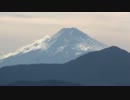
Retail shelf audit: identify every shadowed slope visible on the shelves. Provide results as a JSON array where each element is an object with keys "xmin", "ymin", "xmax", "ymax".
[{"xmin": 0, "ymin": 46, "xmax": 130, "ymax": 86}]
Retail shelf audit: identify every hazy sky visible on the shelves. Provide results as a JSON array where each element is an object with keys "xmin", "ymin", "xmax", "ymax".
[{"xmin": 0, "ymin": 12, "xmax": 130, "ymax": 54}]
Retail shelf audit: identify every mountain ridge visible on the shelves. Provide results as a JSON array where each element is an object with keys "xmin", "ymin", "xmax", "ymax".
[
  {"xmin": 0, "ymin": 46, "xmax": 130, "ymax": 86},
  {"xmin": 7, "ymin": 80, "xmax": 82, "ymax": 86}
]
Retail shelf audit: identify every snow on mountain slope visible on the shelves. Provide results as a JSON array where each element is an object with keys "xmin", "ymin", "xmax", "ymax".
[
  {"xmin": 2, "ymin": 35, "xmax": 51, "ymax": 59},
  {"xmin": 0, "ymin": 27, "xmax": 108, "ymax": 67}
]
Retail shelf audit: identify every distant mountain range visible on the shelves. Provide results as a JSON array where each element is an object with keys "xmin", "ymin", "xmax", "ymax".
[
  {"xmin": 0, "ymin": 27, "xmax": 107, "ymax": 68},
  {"xmin": 7, "ymin": 80, "xmax": 81, "ymax": 86},
  {"xmin": 0, "ymin": 46, "xmax": 130, "ymax": 86}
]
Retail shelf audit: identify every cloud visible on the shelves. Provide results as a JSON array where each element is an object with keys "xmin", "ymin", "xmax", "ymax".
[
  {"xmin": 1, "ymin": 12, "xmax": 130, "ymax": 28},
  {"xmin": 0, "ymin": 12, "xmax": 130, "ymax": 52}
]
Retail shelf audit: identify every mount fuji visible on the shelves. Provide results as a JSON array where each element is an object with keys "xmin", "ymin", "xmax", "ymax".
[{"xmin": 0, "ymin": 27, "xmax": 107, "ymax": 67}]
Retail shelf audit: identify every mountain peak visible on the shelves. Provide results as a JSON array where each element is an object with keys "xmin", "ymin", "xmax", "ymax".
[
  {"xmin": 109, "ymin": 46, "xmax": 122, "ymax": 50},
  {"xmin": 99, "ymin": 46, "xmax": 129, "ymax": 54},
  {"xmin": 55, "ymin": 27, "xmax": 88, "ymax": 38},
  {"xmin": 61, "ymin": 27, "xmax": 78, "ymax": 30},
  {"xmin": 105, "ymin": 46, "xmax": 124, "ymax": 51},
  {"xmin": 60, "ymin": 27, "xmax": 82, "ymax": 32}
]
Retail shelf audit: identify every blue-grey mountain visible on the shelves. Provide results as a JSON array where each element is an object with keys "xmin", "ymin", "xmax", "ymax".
[
  {"xmin": 0, "ymin": 46, "xmax": 130, "ymax": 86},
  {"xmin": 0, "ymin": 27, "xmax": 107, "ymax": 67}
]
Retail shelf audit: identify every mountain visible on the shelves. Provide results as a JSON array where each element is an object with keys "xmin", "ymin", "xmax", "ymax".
[
  {"xmin": 0, "ymin": 46, "xmax": 130, "ymax": 86},
  {"xmin": 0, "ymin": 27, "xmax": 107, "ymax": 67}
]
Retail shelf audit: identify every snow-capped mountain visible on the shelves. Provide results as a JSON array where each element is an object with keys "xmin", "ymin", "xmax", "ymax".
[{"xmin": 0, "ymin": 27, "xmax": 107, "ymax": 67}]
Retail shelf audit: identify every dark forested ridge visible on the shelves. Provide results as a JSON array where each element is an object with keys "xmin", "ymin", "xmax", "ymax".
[
  {"xmin": 0, "ymin": 46, "xmax": 130, "ymax": 86},
  {"xmin": 7, "ymin": 80, "xmax": 81, "ymax": 86}
]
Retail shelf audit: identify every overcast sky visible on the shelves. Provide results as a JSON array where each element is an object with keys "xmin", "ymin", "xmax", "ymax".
[{"xmin": 0, "ymin": 12, "xmax": 130, "ymax": 54}]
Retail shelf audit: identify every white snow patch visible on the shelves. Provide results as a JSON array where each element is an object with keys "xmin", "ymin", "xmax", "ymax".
[
  {"xmin": 54, "ymin": 45, "xmax": 66, "ymax": 55},
  {"xmin": 46, "ymin": 38, "xmax": 57, "ymax": 49},
  {"xmin": 3, "ymin": 52, "xmax": 17, "ymax": 59},
  {"xmin": 2, "ymin": 35, "xmax": 51, "ymax": 59},
  {"xmin": 77, "ymin": 44, "xmax": 89, "ymax": 51},
  {"xmin": 75, "ymin": 52, "xmax": 82, "ymax": 56}
]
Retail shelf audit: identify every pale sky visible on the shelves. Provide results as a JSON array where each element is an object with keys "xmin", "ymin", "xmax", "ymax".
[{"xmin": 0, "ymin": 12, "xmax": 130, "ymax": 55}]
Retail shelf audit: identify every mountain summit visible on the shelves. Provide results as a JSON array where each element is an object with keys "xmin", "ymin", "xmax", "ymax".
[
  {"xmin": 0, "ymin": 27, "xmax": 107, "ymax": 67},
  {"xmin": 55, "ymin": 27, "xmax": 88, "ymax": 36}
]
